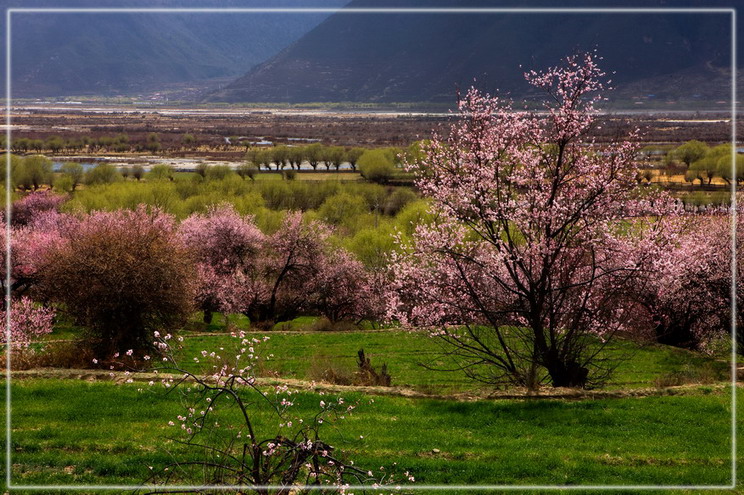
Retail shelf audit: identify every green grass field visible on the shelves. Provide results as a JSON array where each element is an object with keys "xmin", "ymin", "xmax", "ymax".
[
  {"xmin": 5, "ymin": 379, "xmax": 737, "ymax": 489},
  {"xmin": 10, "ymin": 315, "xmax": 737, "ymax": 491},
  {"xmin": 45, "ymin": 314, "xmax": 731, "ymax": 395},
  {"xmin": 173, "ymin": 329, "xmax": 729, "ymax": 394}
]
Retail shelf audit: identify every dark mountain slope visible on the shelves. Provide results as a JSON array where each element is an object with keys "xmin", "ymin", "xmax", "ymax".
[
  {"xmin": 209, "ymin": 0, "xmax": 737, "ymax": 106},
  {"xmin": 5, "ymin": 0, "xmax": 348, "ymax": 98}
]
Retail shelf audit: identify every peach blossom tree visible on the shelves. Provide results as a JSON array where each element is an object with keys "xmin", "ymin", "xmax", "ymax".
[{"xmin": 389, "ymin": 54, "xmax": 674, "ymax": 388}]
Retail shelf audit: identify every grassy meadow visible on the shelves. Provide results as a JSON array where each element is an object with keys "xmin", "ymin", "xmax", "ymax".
[
  {"xmin": 5, "ymin": 313, "xmax": 738, "ymax": 491},
  {"xmin": 5, "ymin": 379, "xmax": 737, "ymax": 489}
]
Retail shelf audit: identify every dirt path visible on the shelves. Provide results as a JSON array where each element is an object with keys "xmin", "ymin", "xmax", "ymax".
[{"xmin": 4, "ymin": 368, "xmax": 733, "ymax": 402}]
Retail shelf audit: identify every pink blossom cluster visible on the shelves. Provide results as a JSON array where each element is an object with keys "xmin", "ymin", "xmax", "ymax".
[
  {"xmin": 8, "ymin": 190, "xmax": 67, "ymax": 227},
  {"xmin": 179, "ymin": 206, "xmax": 382, "ymax": 325},
  {"xmin": 0, "ymin": 296, "xmax": 55, "ymax": 347},
  {"xmin": 629, "ymin": 210, "xmax": 741, "ymax": 349}
]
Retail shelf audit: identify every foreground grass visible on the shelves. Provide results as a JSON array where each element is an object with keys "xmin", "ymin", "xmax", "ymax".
[{"xmin": 4, "ymin": 379, "xmax": 736, "ymax": 489}]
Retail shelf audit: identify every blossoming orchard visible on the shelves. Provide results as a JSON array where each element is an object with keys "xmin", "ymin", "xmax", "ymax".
[{"xmin": 4, "ymin": 53, "xmax": 737, "ymax": 489}]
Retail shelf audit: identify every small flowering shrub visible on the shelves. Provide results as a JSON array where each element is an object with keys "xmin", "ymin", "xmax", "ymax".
[
  {"xmin": 121, "ymin": 331, "xmax": 412, "ymax": 491},
  {"xmin": 0, "ymin": 296, "xmax": 55, "ymax": 347},
  {"xmin": 10, "ymin": 190, "xmax": 67, "ymax": 227}
]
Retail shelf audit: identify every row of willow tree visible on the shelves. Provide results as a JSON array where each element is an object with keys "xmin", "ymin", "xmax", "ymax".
[
  {"xmin": 660, "ymin": 139, "xmax": 744, "ymax": 185},
  {"xmin": 2, "ymin": 53, "xmax": 739, "ymax": 389}
]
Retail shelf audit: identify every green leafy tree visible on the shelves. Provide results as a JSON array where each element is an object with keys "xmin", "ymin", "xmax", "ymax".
[
  {"xmin": 346, "ymin": 147, "xmax": 365, "ymax": 171},
  {"xmin": 716, "ymin": 149, "xmax": 744, "ymax": 185},
  {"xmin": 288, "ymin": 146, "xmax": 304, "ymax": 170},
  {"xmin": 318, "ymin": 192, "xmax": 368, "ymax": 226},
  {"xmin": 690, "ymin": 143, "xmax": 730, "ymax": 184},
  {"xmin": 256, "ymin": 149, "xmax": 273, "ymax": 171},
  {"xmin": 15, "ymin": 155, "xmax": 53, "ymax": 190},
  {"xmin": 272, "ymin": 145, "xmax": 290, "ymax": 170},
  {"xmin": 182, "ymin": 133, "xmax": 196, "ymax": 147},
  {"xmin": 195, "ymin": 163, "xmax": 209, "ymax": 178},
  {"xmin": 45, "ymin": 136, "xmax": 64, "ymax": 154},
  {"xmin": 131, "ymin": 164, "xmax": 145, "ymax": 181},
  {"xmin": 60, "ymin": 162, "xmax": 84, "ymax": 191},
  {"xmin": 237, "ymin": 162, "xmax": 258, "ymax": 181},
  {"xmin": 358, "ymin": 149, "xmax": 396, "ymax": 184},
  {"xmin": 305, "ymin": 143, "xmax": 323, "ymax": 170},
  {"xmin": 11, "ymin": 138, "xmax": 30, "ymax": 153},
  {"xmin": 148, "ymin": 164, "xmax": 175, "ymax": 181},
  {"xmin": 54, "ymin": 175, "xmax": 74, "ymax": 193},
  {"xmin": 205, "ymin": 165, "xmax": 235, "ymax": 181},
  {"xmin": 672, "ymin": 140, "xmax": 709, "ymax": 167},
  {"xmin": 85, "ymin": 163, "xmax": 122, "ymax": 185},
  {"xmin": 146, "ymin": 133, "xmax": 162, "ymax": 153},
  {"xmin": 326, "ymin": 146, "xmax": 347, "ymax": 171}
]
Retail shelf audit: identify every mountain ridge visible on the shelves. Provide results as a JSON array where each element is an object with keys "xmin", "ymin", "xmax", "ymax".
[
  {"xmin": 5, "ymin": 0, "xmax": 348, "ymax": 98},
  {"xmin": 208, "ymin": 0, "xmax": 738, "ymax": 107}
]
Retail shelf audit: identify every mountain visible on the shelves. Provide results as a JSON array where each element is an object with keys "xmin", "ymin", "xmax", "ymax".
[
  {"xmin": 4, "ymin": 0, "xmax": 348, "ymax": 98},
  {"xmin": 208, "ymin": 0, "xmax": 738, "ymax": 107}
]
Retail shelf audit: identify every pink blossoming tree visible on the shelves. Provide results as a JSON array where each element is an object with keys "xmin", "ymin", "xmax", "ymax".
[
  {"xmin": 389, "ymin": 53, "xmax": 673, "ymax": 388},
  {"xmin": 180, "ymin": 205, "xmax": 265, "ymax": 324},
  {"xmin": 181, "ymin": 207, "xmax": 381, "ymax": 328},
  {"xmin": 633, "ymin": 210, "xmax": 741, "ymax": 351},
  {"xmin": 39, "ymin": 206, "xmax": 196, "ymax": 359}
]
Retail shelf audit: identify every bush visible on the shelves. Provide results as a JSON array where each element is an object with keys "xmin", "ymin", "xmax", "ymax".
[
  {"xmin": 358, "ymin": 149, "xmax": 396, "ymax": 184},
  {"xmin": 345, "ymin": 224, "xmax": 398, "ymax": 269},
  {"xmin": 383, "ymin": 187, "xmax": 418, "ymax": 215},
  {"xmin": 356, "ymin": 348, "xmax": 392, "ymax": 386},
  {"xmin": 54, "ymin": 175, "xmax": 74, "ymax": 193},
  {"xmin": 317, "ymin": 192, "xmax": 368, "ymax": 225},
  {"xmin": 308, "ymin": 348, "xmax": 392, "ymax": 387},
  {"xmin": 205, "ymin": 164, "xmax": 235, "ymax": 181},
  {"xmin": 40, "ymin": 207, "xmax": 196, "ymax": 359},
  {"xmin": 308, "ymin": 350, "xmax": 355, "ymax": 385},
  {"xmin": 84, "ymin": 163, "xmax": 122, "ymax": 185},
  {"xmin": 147, "ymin": 164, "xmax": 175, "ymax": 181}
]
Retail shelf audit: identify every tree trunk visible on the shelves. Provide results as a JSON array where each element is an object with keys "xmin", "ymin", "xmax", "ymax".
[
  {"xmin": 203, "ymin": 309, "xmax": 213, "ymax": 324},
  {"xmin": 545, "ymin": 359, "xmax": 589, "ymax": 388},
  {"xmin": 654, "ymin": 317, "xmax": 697, "ymax": 349}
]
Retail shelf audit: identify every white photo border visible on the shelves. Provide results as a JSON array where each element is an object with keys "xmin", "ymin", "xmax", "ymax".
[{"xmin": 4, "ymin": 6, "xmax": 738, "ymax": 491}]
